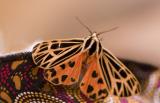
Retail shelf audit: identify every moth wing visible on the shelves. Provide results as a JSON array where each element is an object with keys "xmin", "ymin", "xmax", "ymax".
[
  {"xmin": 32, "ymin": 38, "xmax": 84, "ymax": 69},
  {"xmin": 44, "ymin": 52, "xmax": 86, "ymax": 85},
  {"xmin": 32, "ymin": 38, "xmax": 85, "ymax": 85},
  {"xmin": 101, "ymin": 49, "xmax": 141, "ymax": 97},
  {"xmin": 80, "ymin": 54, "xmax": 109, "ymax": 100}
]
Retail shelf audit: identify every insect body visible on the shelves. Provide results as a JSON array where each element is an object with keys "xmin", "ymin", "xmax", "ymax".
[{"xmin": 32, "ymin": 32, "xmax": 141, "ymax": 100}]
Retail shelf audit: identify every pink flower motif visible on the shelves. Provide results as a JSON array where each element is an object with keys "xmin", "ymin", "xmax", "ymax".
[{"xmin": 120, "ymin": 98, "xmax": 128, "ymax": 103}]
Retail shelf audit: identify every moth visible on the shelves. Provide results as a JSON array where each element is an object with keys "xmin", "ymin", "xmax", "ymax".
[{"xmin": 32, "ymin": 21, "xmax": 141, "ymax": 101}]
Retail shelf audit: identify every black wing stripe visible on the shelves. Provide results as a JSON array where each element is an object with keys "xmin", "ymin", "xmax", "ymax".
[
  {"xmin": 34, "ymin": 53, "xmax": 48, "ymax": 64},
  {"xmin": 50, "ymin": 42, "xmax": 82, "ymax": 50},
  {"xmin": 99, "ymin": 57, "xmax": 112, "ymax": 89},
  {"xmin": 103, "ymin": 49, "xmax": 115, "ymax": 59},
  {"xmin": 62, "ymin": 39, "xmax": 83, "ymax": 42},
  {"xmin": 50, "ymin": 45, "xmax": 82, "ymax": 67},
  {"xmin": 60, "ymin": 43, "xmax": 81, "ymax": 48}
]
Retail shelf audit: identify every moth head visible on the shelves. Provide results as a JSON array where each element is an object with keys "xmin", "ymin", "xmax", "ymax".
[
  {"xmin": 91, "ymin": 32, "xmax": 99, "ymax": 40},
  {"xmin": 84, "ymin": 26, "xmax": 118, "ymax": 56}
]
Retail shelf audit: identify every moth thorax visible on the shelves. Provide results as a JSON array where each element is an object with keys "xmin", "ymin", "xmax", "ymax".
[{"xmin": 84, "ymin": 39, "xmax": 102, "ymax": 56}]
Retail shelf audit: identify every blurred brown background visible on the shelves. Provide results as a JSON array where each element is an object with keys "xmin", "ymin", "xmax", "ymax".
[{"xmin": 0, "ymin": 0, "xmax": 160, "ymax": 67}]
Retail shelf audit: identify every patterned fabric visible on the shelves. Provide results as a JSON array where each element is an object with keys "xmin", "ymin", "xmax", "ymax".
[
  {"xmin": 0, "ymin": 52, "xmax": 93, "ymax": 103},
  {"xmin": 0, "ymin": 52, "xmax": 159, "ymax": 103},
  {"xmin": 153, "ymin": 80, "xmax": 160, "ymax": 103}
]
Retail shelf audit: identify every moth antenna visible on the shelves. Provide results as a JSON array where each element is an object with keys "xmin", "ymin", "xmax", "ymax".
[
  {"xmin": 97, "ymin": 26, "xmax": 118, "ymax": 36},
  {"xmin": 75, "ymin": 17, "xmax": 93, "ymax": 35}
]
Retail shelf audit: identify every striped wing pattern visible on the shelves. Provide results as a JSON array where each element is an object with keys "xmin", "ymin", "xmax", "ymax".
[
  {"xmin": 31, "ymin": 37, "xmax": 141, "ymax": 101},
  {"xmin": 32, "ymin": 39, "xmax": 84, "ymax": 69},
  {"xmin": 99, "ymin": 49, "xmax": 141, "ymax": 97}
]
